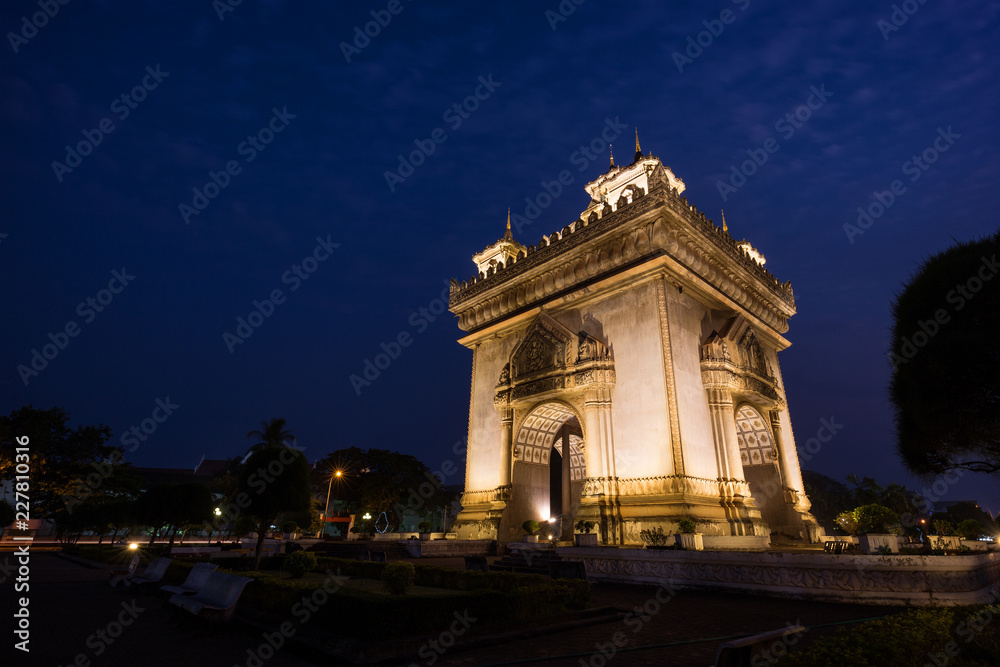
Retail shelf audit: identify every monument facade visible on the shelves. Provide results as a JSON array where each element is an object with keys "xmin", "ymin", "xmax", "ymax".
[{"xmin": 449, "ymin": 137, "xmax": 819, "ymax": 546}]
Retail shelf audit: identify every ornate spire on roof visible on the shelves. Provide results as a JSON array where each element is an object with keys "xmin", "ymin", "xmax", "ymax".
[
  {"xmin": 609, "ymin": 144, "xmax": 615, "ymax": 169},
  {"xmin": 504, "ymin": 207, "xmax": 512, "ymax": 240},
  {"xmin": 721, "ymin": 209, "xmax": 728, "ymax": 234},
  {"xmin": 633, "ymin": 128, "xmax": 643, "ymax": 163}
]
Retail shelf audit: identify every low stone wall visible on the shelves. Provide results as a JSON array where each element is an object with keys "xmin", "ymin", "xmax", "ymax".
[
  {"xmin": 403, "ymin": 539, "xmax": 496, "ymax": 558},
  {"xmin": 556, "ymin": 546, "xmax": 1000, "ymax": 606}
]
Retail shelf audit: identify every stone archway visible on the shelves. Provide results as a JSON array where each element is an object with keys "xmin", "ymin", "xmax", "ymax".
[
  {"xmin": 735, "ymin": 403, "xmax": 785, "ymax": 531},
  {"xmin": 501, "ymin": 401, "xmax": 585, "ymax": 542}
]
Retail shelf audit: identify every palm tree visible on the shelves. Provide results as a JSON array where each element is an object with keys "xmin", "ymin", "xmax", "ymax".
[{"xmin": 245, "ymin": 418, "xmax": 294, "ymax": 457}]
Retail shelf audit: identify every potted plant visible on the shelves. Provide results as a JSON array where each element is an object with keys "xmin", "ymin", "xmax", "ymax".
[
  {"xmin": 574, "ymin": 520, "xmax": 598, "ymax": 546},
  {"xmin": 675, "ymin": 517, "xmax": 704, "ymax": 551},
  {"xmin": 522, "ymin": 519, "xmax": 540, "ymax": 543},
  {"xmin": 418, "ymin": 521, "xmax": 433, "ymax": 541},
  {"xmin": 854, "ymin": 504, "xmax": 899, "ymax": 554}
]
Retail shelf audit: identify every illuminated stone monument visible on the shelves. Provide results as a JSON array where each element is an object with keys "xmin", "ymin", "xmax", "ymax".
[{"xmin": 449, "ymin": 136, "xmax": 819, "ymax": 546}]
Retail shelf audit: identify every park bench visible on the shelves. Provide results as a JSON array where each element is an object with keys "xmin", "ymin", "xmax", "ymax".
[
  {"xmin": 823, "ymin": 540, "xmax": 847, "ymax": 554},
  {"xmin": 127, "ymin": 557, "xmax": 173, "ymax": 587},
  {"xmin": 160, "ymin": 562, "xmax": 219, "ymax": 596},
  {"xmin": 714, "ymin": 624, "xmax": 807, "ymax": 667},
  {"xmin": 109, "ymin": 553, "xmax": 141, "ymax": 587},
  {"xmin": 168, "ymin": 571, "xmax": 254, "ymax": 621}
]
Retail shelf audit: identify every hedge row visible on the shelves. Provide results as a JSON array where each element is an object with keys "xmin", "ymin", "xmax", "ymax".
[{"xmin": 776, "ymin": 605, "xmax": 1000, "ymax": 666}]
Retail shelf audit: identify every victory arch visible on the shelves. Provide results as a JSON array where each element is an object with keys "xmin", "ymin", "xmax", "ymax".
[{"xmin": 448, "ymin": 139, "xmax": 819, "ymax": 547}]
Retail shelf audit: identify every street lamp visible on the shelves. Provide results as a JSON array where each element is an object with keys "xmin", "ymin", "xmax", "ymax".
[{"xmin": 322, "ymin": 469, "xmax": 343, "ymax": 538}]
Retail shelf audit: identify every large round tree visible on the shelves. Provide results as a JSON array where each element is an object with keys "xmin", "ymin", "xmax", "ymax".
[{"xmin": 890, "ymin": 230, "xmax": 1000, "ymax": 476}]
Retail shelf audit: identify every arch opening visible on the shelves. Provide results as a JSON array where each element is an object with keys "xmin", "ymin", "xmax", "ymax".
[{"xmin": 503, "ymin": 402, "xmax": 585, "ymax": 542}]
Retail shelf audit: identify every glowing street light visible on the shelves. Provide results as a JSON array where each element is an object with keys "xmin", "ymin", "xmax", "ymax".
[{"xmin": 320, "ymin": 469, "xmax": 344, "ymax": 538}]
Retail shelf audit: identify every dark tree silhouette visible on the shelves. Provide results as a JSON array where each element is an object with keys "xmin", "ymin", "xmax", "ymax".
[
  {"xmin": 238, "ymin": 446, "xmax": 311, "ymax": 569},
  {"xmin": 890, "ymin": 230, "xmax": 1000, "ymax": 476}
]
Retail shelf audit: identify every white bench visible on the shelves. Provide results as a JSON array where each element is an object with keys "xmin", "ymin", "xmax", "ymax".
[
  {"xmin": 160, "ymin": 562, "xmax": 219, "ymax": 596},
  {"xmin": 127, "ymin": 557, "xmax": 173, "ymax": 587},
  {"xmin": 109, "ymin": 553, "xmax": 141, "ymax": 587},
  {"xmin": 169, "ymin": 571, "xmax": 253, "ymax": 621},
  {"xmin": 714, "ymin": 624, "xmax": 807, "ymax": 667}
]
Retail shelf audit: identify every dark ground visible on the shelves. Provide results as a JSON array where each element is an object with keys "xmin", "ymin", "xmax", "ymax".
[{"xmin": 0, "ymin": 550, "xmax": 904, "ymax": 667}]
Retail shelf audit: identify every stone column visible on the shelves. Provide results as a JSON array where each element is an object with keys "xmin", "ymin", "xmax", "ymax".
[
  {"xmin": 561, "ymin": 428, "xmax": 572, "ymax": 540},
  {"xmin": 499, "ymin": 407, "xmax": 513, "ymax": 488},
  {"xmin": 706, "ymin": 386, "xmax": 744, "ymax": 483}
]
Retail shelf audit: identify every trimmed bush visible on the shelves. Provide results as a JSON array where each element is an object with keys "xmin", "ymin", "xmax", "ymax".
[
  {"xmin": 958, "ymin": 519, "xmax": 984, "ymax": 541},
  {"xmin": 284, "ymin": 550, "xmax": 317, "ymax": 578},
  {"xmin": 522, "ymin": 520, "xmax": 540, "ymax": 536},
  {"xmin": 381, "ymin": 561, "xmax": 415, "ymax": 595},
  {"xmin": 677, "ymin": 517, "xmax": 698, "ymax": 533},
  {"xmin": 853, "ymin": 504, "xmax": 898, "ymax": 534},
  {"xmin": 934, "ymin": 519, "xmax": 955, "ymax": 536},
  {"xmin": 418, "ymin": 521, "xmax": 432, "ymax": 533}
]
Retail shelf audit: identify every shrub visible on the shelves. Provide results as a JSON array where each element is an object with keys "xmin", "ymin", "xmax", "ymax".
[
  {"xmin": 639, "ymin": 527, "xmax": 671, "ymax": 547},
  {"xmin": 418, "ymin": 521, "xmax": 432, "ymax": 533},
  {"xmin": 853, "ymin": 504, "xmax": 898, "ymax": 534},
  {"xmin": 933, "ymin": 519, "xmax": 955, "ymax": 536},
  {"xmin": 775, "ymin": 605, "xmax": 1000, "ymax": 666},
  {"xmin": 280, "ymin": 520, "xmax": 299, "ymax": 534},
  {"xmin": 284, "ymin": 550, "xmax": 317, "ymax": 579},
  {"xmin": 836, "ymin": 510, "xmax": 858, "ymax": 535},
  {"xmin": 574, "ymin": 520, "xmax": 595, "ymax": 534},
  {"xmin": 522, "ymin": 520, "xmax": 540, "ymax": 536},
  {"xmin": 381, "ymin": 561, "xmax": 415, "ymax": 595},
  {"xmin": 957, "ymin": 519, "xmax": 984, "ymax": 541},
  {"xmin": 677, "ymin": 517, "xmax": 698, "ymax": 533}
]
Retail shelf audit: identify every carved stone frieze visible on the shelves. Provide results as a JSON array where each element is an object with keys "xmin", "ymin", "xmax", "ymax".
[
  {"xmin": 449, "ymin": 184, "xmax": 795, "ymax": 334},
  {"xmin": 461, "ymin": 486, "xmax": 511, "ymax": 507}
]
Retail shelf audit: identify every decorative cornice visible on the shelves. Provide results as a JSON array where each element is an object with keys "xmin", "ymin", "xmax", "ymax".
[{"xmin": 449, "ymin": 184, "xmax": 795, "ymax": 335}]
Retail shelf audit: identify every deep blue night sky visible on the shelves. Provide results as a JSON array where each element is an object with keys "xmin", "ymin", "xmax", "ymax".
[{"xmin": 2, "ymin": 1, "xmax": 999, "ymax": 509}]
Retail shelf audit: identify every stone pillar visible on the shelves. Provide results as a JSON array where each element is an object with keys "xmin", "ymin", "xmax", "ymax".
[
  {"xmin": 582, "ymin": 385, "xmax": 621, "ymax": 544},
  {"xmin": 706, "ymin": 387, "xmax": 744, "ymax": 482},
  {"xmin": 560, "ymin": 428, "xmax": 572, "ymax": 540},
  {"xmin": 499, "ymin": 408, "xmax": 513, "ymax": 487}
]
